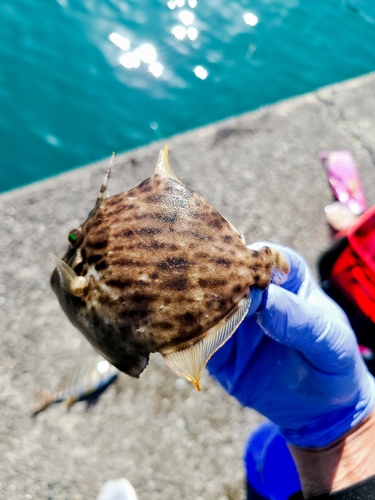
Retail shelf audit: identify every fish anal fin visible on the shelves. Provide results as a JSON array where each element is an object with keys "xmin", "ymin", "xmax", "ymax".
[
  {"xmin": 154, "ymin": 146, "xmax": 180, "ymax": 182},
  {"xmin": 162, "ymin": 295, "xmax": 251, "ymax": 390}
]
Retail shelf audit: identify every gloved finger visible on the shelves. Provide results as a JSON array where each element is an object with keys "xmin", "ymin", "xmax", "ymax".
[
  {"xmin": 248, "ymin": 286, "xmax": 264, "ymax": 316},
  {"xmin": 256, "ymin": 284, "xmax": 359, "ymax": 374}
]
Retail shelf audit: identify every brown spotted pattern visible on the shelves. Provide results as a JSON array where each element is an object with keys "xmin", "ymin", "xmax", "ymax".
[{"xmin": 51, "ymin": 174, "xmax": 273, "ymax": 378}]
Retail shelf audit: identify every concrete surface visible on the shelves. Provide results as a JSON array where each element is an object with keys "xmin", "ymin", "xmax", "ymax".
[{"xmin": 1, "ymin": 72, "xmax": 375, "ymax": 500}]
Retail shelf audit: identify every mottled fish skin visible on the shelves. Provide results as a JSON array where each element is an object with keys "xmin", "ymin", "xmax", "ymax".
[{"xmin": 51, "ymin": 148, "xmax": 286, "ymax": 382}]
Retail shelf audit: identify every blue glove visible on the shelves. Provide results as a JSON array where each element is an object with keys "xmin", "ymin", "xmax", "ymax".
[{"xmin": 206, "ymin": 243, "xmax": 375, "ymax": 448}]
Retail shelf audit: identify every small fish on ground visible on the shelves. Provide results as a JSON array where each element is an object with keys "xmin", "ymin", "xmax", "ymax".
[
  {"xmin": 50, "ymin": 147, "xmax": 289, "ymax": 390},
  {"xmin": 32, "ymin": 351, "xmax": 119, "ymax": 416}
]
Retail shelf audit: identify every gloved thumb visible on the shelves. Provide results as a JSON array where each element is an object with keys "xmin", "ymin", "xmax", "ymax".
[{"xmin": 248, "ymin": 286, "xmax": 265, "ymax": 316}]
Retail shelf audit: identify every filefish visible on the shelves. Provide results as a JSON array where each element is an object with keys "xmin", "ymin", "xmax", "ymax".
[
  {"xmin": 32, "ymin": 352, "xmax": 119, "ymax": 415},
  {"xmin": 50, "ymin": 147, "xmax": 289, "ymax": 390}
]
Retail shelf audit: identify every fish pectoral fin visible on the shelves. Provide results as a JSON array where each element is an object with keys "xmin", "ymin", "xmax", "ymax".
[
  {"xmin": 50, "ymin": 254, "xmax": 88, "ymax": 297},
  {"xmin": 154, "ymin": 146, "xmax": 181, "ymax": 182},
  {"xmin": 162, "ymin": 295, "xmax": 252, "ymax": 391}
]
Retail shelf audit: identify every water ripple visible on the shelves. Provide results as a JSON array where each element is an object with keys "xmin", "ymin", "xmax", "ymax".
[{"xmin": 0, "ymin": 0, "xmax": 375, "ymax": 191}]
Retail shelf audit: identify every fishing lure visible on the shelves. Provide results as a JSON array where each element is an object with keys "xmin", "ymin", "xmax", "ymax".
[
  {"xmin": 32, "ymin": 352, "xmax": 119, "ymax": 415},
  {"xmin": 50, "ymin": 147, "xmax": 289, "ymax": 389}
]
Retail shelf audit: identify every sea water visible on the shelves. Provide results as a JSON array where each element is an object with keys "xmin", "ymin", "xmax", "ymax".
[{"xmin": 1, "ymin": 0, "xmax": 375, "ymax": 192}]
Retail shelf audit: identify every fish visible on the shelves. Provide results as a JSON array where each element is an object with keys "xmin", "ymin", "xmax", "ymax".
[
  {"xmin": 50, "ymin": 147, "xmax": 289, "ymax": 390},
  {"xmin": 32, "ymin": 352, "xmax": 119, "ymax": 415}
]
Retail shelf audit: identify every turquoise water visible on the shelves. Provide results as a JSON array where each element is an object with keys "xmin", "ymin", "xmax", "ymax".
[{"xmin": 1, "ymin": 0, "xmax": 375, "ymax": 193}]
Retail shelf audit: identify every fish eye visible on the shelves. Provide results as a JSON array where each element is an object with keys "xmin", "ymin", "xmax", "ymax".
[{"xmin": 68, "ymin": 228, "xmax": 83, "ymax": 247}]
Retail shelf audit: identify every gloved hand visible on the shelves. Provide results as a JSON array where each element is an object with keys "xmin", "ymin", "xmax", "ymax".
[{"xmin": 206, "ymin": 243, "xmax": 375, "ymax": 448}]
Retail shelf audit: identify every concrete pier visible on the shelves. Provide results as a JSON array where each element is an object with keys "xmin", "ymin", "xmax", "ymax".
[{"xmin": 1, "ymin": 72, "xmax": 375, "ymax": 500}]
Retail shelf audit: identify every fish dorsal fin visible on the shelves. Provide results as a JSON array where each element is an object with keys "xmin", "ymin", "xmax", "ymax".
[
  {"xmin": 217, "ymin": 210, "xmax": 246, "ymax": 244},
  {"xmin": 162, "ymin": 294, "xmax": 252, "ymax": 390},
  {"xmin": 50, "ymin": 253, "xmax": 88, "ymax": 297},
  {"xmin": 154, "ymin": 146, "xmax": 181, "ymax": 182},
  {"xmin": 239, "ymin": 229, "xmax": 246, "ymax": 244},
  {"xmin": 97, "ymin": 152, "xmax": 115, "ymax": 201},
  {"xmin": 227, "ymin": 219, "xmax": 245, "ymax": 244}
]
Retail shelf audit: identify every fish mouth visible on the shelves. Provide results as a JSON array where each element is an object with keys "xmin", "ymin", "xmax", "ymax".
[{"xmin": 51, "ymin": 264, "xmax": 149, "ymax": 378}]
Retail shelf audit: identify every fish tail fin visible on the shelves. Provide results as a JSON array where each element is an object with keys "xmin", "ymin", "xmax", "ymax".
[{"xmin": 269, "ymin": 247, "xmax": 290, "ymax": 285}]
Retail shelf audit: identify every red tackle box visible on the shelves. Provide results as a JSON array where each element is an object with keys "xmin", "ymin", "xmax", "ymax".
[{"xmin": 330, "ymin": 205, "xmax": 375, "ymax": 322}]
